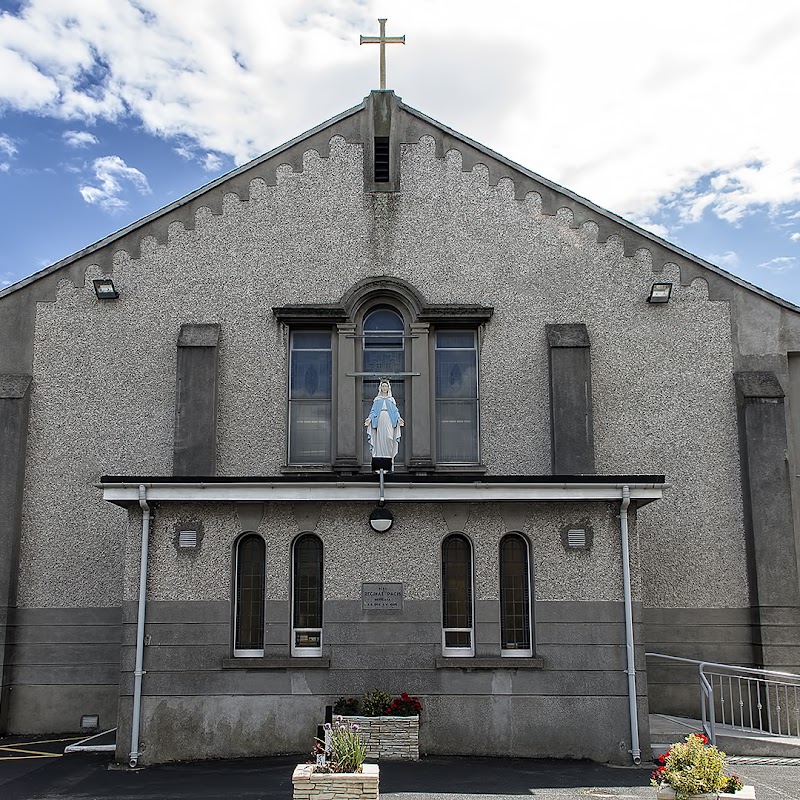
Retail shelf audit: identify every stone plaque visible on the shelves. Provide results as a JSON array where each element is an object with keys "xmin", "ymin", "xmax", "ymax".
[{"xmin": 362, "ymin": 582, "xmax": 403, "ymax": 611}]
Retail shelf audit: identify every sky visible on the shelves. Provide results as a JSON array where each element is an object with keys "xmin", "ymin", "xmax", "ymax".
[{"xmin": 1, "ymin": 0, "xmax": 799, "ymax": 306}]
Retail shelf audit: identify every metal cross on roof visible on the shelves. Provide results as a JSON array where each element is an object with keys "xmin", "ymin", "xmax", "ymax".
[{"xmin": 360, "ymin": 18, "xmax": 405, "ymax": 91}]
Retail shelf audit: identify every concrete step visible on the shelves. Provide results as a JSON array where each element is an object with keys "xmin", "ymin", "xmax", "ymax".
[{"xmin": 650, "ymin": 714, "xmax": 800, "ymax": 759}]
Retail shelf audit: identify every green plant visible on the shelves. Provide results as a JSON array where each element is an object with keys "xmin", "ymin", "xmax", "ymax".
[
  {"xmin": 650, "ymin": 733, "xmax": 744, "ymax": 799},
  {"xmin": 313, "ymin": 717, "xmax": 366, "ymax": 773},
  {"xmin": 385, "ymin": 692, "xmax": 422, "ymax": 716},
  {"xmin": 333, "ymin": 696, "xmax": 360, "ymax": 715},
  {"xmin": 361, "ymin": 688, "xmax": 392, "ymax": 716}
]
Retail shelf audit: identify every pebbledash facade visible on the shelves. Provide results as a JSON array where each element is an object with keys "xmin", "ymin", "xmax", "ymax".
[{"xmin": 2, "ymin": 91, "xmax": 800, "ymax": 767}]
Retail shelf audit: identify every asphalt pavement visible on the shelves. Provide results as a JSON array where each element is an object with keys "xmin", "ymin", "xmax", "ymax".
[{"xmin": 1, "ymin": 736, "xmax": 798, "ymax": 800}]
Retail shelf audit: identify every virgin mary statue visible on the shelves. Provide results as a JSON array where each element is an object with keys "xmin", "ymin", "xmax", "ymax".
[{"xmin": 365, "ymin": 379, "xmax": 404, "ymax": 467}]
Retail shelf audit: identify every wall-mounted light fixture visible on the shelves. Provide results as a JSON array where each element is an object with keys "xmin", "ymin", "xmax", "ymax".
[
  {"xmin": 647, "ymin": 282, "xmax": 672, "ymax": 304},
  {"xmin": 369, "ymin": 506, "xmax": 393, "ymax": 533},
  {"xmin": 93, "ymin": 278, "xmax": 119, "ymax": 300}
]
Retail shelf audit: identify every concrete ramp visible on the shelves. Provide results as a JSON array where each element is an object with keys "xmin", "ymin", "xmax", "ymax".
[{"xmin": 64, "ymin": 728, "xmax": 116, "ymax": 754}]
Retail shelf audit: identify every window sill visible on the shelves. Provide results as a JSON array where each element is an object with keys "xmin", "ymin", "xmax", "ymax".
[
  {"xmin": 435, "ymin": 656, "xmax": 544, "ymax": 670},
  {"xmin": 221, "ymin": 656, "xmax": 331, "ymax": 670},
  {"xmin": 280, "ymin": 465, "xmax": 336, "ymax": 475},
  {"xmin": 434, "ymin": 464, "xmax": 487, "ymax": 474}
]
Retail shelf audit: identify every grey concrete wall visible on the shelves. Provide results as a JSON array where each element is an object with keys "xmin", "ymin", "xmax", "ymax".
[
  {"xmin": 17, "ymin": 126, "xmax": 747, "ymax": 614},
  {"xmin": 643, "ymin": 607, "xmax": 756, "ymax": 716},
  {"xmin": 117, "ymin": 597, "xmax": 647, "ymax": 765},
  {"xmin": 0, "ymin": 376, "xmax": 31, "ymax": 732},
  {"xmin": 115, "ymin": 500, "xmax": 649, "ymax": 763},
  {"xmin": 735, "ymin": 372, "xmax": 800, "ymax": 673},
  {"xmin": 6, "ymin": 606, "xmax": 121, "ymax": 733},
  {"xmin": 123, "ymin": 501, "xmax": 628, "ymax": 605},
  {"xmin": 789, "ymin": 353, "xmax": 800, "ymax": 606}
]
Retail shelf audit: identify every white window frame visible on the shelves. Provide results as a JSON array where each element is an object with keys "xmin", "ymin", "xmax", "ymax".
[
  {"xmin": 291, "ymin": 533, "xmax": 323, "ymax": 657},
  {"xmin": 499, "ymin": 533, "xmax": 533, "ymax": 658},
  {"xmin": 441, "ymin": 533, "xmax": 475, "ymax": 657}
]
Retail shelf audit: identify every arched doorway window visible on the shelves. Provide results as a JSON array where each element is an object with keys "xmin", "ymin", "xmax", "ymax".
[
  {"xmin": 233, "ymin": 534, "xmax": 265, "ymax": 656},
  {"xmin": 441, "ymin": 533, "xmax": 474, "ymax": 656},
  {"xmin": 500, "ymin": 534, "xmax": 533, "ymax": 656},
  {"xmin": 292, "ymin": 534, "xmax": 323, "ymax": 656}
]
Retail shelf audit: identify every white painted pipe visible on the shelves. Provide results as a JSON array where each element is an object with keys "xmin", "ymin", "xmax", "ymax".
[
  {"xmin": 619, "ymin": 485, "xmax": 642, "ymax": 764},
  {"xmin": 129, "ymin": 485, "xmax": 151, "ymax": 768}
]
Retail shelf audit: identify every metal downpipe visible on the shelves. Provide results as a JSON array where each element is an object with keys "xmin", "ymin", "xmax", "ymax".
[
  {"xmin": 129, "ymin": 485, "xmax": 151, "ymax": 768},
  {"xmin": 620, "ymin": 485, "xmax": 642, "ymax": 764}
]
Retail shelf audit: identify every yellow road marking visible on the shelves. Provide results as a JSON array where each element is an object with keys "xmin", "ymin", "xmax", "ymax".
[
  {"xmin": 0, "ymin": 735, "xmax": 85, "ymax": 759},
  {"xmin": 4, "ymin": 736, "xmax": 84, "ymax": 745},
  {"xmin": 0, "ymin": 746, "xmax": 64, "ymax": 756}
]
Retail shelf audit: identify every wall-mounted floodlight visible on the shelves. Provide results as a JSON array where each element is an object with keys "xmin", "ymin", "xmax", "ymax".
[
  {"xmin": 369, "ymin": 506, "xmax": 393, "ymax": 533},
  {"xmin": 647, "ymin": 282, "xmax": 672, "ymax": 303},
  {"xmin": 93, "ymin": 278, "xmax": 119, "ymax": 300}
]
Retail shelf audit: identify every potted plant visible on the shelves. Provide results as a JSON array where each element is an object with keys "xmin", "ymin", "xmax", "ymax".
[
  {"xmin": 292, "ymin": 717, "xmax": 378, "ymax": 800},
  {"xmin": 652, "ymin": 733, "xmax": 754, "ymax": 799},
  {"xmin": 332, "ymin": 689, "xmax": 422, "ymax": 761}
]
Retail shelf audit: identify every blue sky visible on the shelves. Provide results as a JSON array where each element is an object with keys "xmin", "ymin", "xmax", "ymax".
[{"xmin": 1, "ymin": 0, "xmax": 799, "ymax": 306}]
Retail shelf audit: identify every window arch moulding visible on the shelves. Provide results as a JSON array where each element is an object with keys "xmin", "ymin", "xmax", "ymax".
[{"xmin": 272, "ymin": 275, "xmax": 494, "ymax": 328}]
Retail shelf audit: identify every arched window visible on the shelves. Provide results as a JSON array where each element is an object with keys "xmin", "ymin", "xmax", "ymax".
[
  {"xmin": 500, "ymin": 534, "xmax": 533, "ymax": 656},
  {"xmin": 292, "ymin": 534, "xmax": 323, "ymax": 657},
  {"xmin": 362, "ymin": 307, "xmax": 406, "ymax": 464},
  {"xmin": 233, "ymin": 534, "xmax": 265, "ymax": 657},
  {"xmin": 441, "ymin": 534, "xmax": 474, "ymax": 656}
]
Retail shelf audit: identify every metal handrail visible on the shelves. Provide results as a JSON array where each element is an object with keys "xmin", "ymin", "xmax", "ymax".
[{"xmin": 646, "ymin": 653, "xmax": 800, "ymax": 745}]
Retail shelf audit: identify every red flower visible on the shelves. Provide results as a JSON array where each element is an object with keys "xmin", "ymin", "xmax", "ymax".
[
  {"xmin": 657, "ymin": 753, "xmax": 666, "ymax": 764},
  {"xmin": 694, "ymin": 734, "xmax": 709, "ymax": 744}
]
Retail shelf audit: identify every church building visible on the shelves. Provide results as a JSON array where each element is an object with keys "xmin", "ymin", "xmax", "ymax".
[{"xmin": 2, "ymin": 82, "xmax": 800, "ymax": 766}]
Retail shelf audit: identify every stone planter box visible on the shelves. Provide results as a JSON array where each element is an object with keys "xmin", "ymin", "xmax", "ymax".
[
  {"xmin": 656, "ymin": 784, "xmax": 756, "ymax": 799},
  {"xmin": 342, "ymin": 714, "xmax": 419, "ymax": 761},
  {"xmin": 292, "ymin": 763, "xmax": 379, "ymax": 800}
]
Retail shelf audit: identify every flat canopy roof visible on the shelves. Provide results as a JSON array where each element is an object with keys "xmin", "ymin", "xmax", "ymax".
[{"xmin": 99, "ymin": 474, "xmax": 666, "ymax": 507}]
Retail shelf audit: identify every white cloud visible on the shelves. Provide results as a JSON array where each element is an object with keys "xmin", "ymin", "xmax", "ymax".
[
  {"xmin": 174, "ymin": 143, "xmax": 224, "ymax": 172},
  {"xmin": 0, "ymin": 0, "xmax": 798, "ymax": 229},
  {"xmin": 630, "ymin": 216, "xmax": 670, "ymax": 239},
  {"xmin": 790, "ymin": 232, "xmax": 800, "ymax": 243},
  {"xmin": 79, "ymin": 155, "xmax": 151, "ymax": 211},
  {"xmin": 758, "ymin": 256, "xmax": 796, "ymax": 272},
  {"xmin": 708, "ymin": 251, "xmax": 740, "ymax": 268},
  {"xmin": 63, "ymin": 130, "xmax": 98, "ymax": 147},
  {"xmin": 0, "ymin": 133, "xmax": 17, "ymax": 158},
  {"xmin": 203, "ymin": 152, "xmax": 223, "ymax": 172},
  {"xmin": 0, "ymin": 133, "xmax": 17, "ymax": 172}
]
